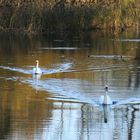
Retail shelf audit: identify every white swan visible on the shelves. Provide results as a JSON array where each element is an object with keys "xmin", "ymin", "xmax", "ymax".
[
  {"xmin": 33, "ymin": 60, "xmax": 42, "ymax": 74},
  {"xmin": 99, "ymin": 86, "xmax": 112, "ymax": 105}
]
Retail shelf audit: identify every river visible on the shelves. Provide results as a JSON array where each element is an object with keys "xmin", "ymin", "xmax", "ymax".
[{"xmin": 0, "ymin": 31, "xmax": 140, "ymax": 140}]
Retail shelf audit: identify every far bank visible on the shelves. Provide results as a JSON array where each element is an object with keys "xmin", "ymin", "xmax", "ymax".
[{"xmin": 0, "ymin": 0, "xmax": 140, "ymax": 34}]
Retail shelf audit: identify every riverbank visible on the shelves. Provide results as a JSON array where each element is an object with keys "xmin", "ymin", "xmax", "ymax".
[{"xmin": 0, "ymin": 0, "xmax": 140, "ymax": 34}]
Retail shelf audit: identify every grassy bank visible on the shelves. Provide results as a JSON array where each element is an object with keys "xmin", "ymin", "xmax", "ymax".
[{"xmin": 0, "ymin": 0, "xmax": 139, "ymax": 34}]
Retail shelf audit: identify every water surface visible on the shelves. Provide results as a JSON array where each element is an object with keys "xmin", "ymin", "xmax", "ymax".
[{"xmin": 0, "ymin": 32, "xmax": 140, "ymax": 140}]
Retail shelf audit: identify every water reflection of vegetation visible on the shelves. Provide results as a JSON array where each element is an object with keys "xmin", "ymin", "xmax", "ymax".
[
  {"xmin": 80, "ymin": 104, "xmax": 140, "ymax": 140},
  {"xmin": 0, "ymin": 79, "xmax": 53, "ymax": 139}
]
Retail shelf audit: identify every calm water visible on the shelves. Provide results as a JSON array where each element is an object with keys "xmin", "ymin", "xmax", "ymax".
[{"xmin": 0, "ymin": 31, "xmax": 140, "ymax": 140}]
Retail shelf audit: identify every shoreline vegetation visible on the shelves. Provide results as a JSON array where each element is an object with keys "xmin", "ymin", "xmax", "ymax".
[{"xmin": 0, "ymin": 0, "xmax": 140, "ymax": 34}]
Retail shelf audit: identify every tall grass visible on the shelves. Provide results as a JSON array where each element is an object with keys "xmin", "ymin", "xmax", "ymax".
[{"xmin": 0, "ymin": 0, "xmax": 139, "ymax": 33}]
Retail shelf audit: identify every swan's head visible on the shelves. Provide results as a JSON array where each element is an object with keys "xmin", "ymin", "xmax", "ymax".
[
  {"xmin": 35, "ymin": 60, "xmax": 40, "ymax": 67},
  {"xmin": 36, "ymin": 60, "xmax": 39, "ymax": 64},
  {"xmin": 105, "ymin": 85, "xmax": 108, "ymax": 91}
]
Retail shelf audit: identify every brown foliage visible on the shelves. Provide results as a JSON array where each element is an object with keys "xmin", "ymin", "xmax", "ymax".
[{"xmin": 0, "ymin": 0, "xmax": 139, "ymax": 33}]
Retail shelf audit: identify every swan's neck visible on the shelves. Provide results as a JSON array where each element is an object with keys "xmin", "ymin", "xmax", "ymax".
[
  {"xmin": 103, "ymin": 91, "xmax": 108, "ymax": 104},
  {"xmin": 36, "ymin": 62, "xmax": 39, "ymax": 69}
]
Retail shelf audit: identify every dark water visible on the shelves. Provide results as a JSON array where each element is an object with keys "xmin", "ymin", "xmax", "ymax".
[{"xmin": 0, "ymin": 31, "xmax": 140, "ymax": 140}]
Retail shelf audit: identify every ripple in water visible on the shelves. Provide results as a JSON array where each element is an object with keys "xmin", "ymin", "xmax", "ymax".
[
  {"xmin": 3, "ymin": 75, "xmax": 140, "ymax": 107},
  {"xmin": 1, "ymin": 61, "xmax": 140, "ymax": 107},
  {"xmin": 114, "ymin": 38, "xmax": 140, "ymax": 42},
  {"xmin": 21, "ymin": 77, "xmax": 98, "ymax": 105},
  {"xmin": 0, "ymin": 62, "xmax": 72, "ymax": 75}
]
